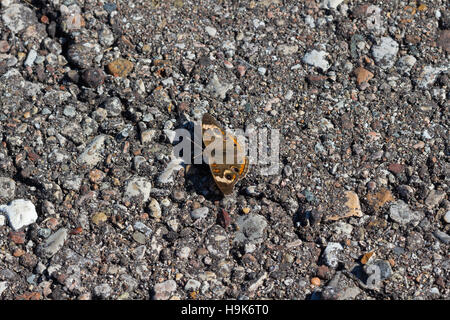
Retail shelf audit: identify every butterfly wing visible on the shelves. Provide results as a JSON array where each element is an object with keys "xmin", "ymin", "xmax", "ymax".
[{"xmin": 201, "ymin": 113, "xmax": 249, "ymax": 195}]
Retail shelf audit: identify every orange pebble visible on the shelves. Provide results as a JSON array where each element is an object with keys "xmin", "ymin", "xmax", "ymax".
[{"xmin": 311, "ymin": 277, "xmax": 321, "ymax": 286}]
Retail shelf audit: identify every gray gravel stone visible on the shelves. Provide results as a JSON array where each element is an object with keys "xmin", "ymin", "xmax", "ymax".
[
  {"xmin": 205, "ymin": 26, "xmax": 217, "ymax": 37},
  {"xmin": 98, "ymin": 27, "xmax": 115, "ymax": 47},
  {"xmin": 396, "ymin": 55, "xmax": 417, "ymax": 74},
  {"xmin": 134, "ymin": 221, "xmax": 152, "ymax": 236},
  {"xmin": 124, "ymin": 176, "xmax": 152, "ymax": 202},
  {"xmin": 416, "ymin": 65, "xmax": 448, "ymax": 89},
  {"xmin": 2, "ymin": 4, "xmax": 37, "ymax": 33},
  {"xmin": 425, "ymin": 190, "xmax": 446, "ymax": 209},
  {"xmin": 24, "ymin": 49, "xmax": 37, "ymax": 67},
  {"xmin": 331, "ymin": 222, "xmax": 353, "ymax": 236},
  {"xmin": 62, "ymin": 175, "xmax": 83, "ymax": 191},
  {"xmin": 365, "ymin": 260, "xmax": 393, "ymax": 282},
  {"xmin": 233, "ymin": 214, "xmax": 267, "ymax": 245},
  {"xmin": 303, "ymin": 50, "xmax": 330, "ymax": 72},
  {"xmin": 184, "ymin": 279, "xmax": 201, "ymax": 291},
  {"xmin": 371, "ymin": 37, "xmax": 399, "ymax": 69},
  {"xmin": 152, "ymin": 280, "xmax": 177, "ymax": 300},
  {"xmin": 148, "ymin": 198, "xmax": 162, "ymax": 219},
  {"xmin": 191, "ymin": 207, "xmax": 209, "ymax": 220},
  {"xmin": 338, "ymin": 287, "xmax": 361, "ymax": 299},
  {"xmin": 132, "ymin": 231, "xmax": 146, "ymax": 244},
  {"xmin": 0, "ymin": 281, "xmax": 7, "ymax": 297},
  {"xmin": 389, "ymin": 200, "xmax": 424, "ymax": 226},
  {"xmin": 277, "ymin": 44, "xmax": 298, "ymax": 56},
  {"xmin": 207, "ymin": 73, "xmax": 232, "ymax": 100},
  {"xmin": 320, "ymin": 0, "xmax": 344, "ymax": 10},
  {"xmin": 66, "ymin": 42, "xmax": 102, "ymax": 69},
  {"xmin": 119, "ymin": 274, "xmax": 138, "ymax": 292},
  {"xmin": 158, "ymin": 158, "xmax": 183, "ymax": 184},
  {"xmin": 205, "ymin": 225, "xmax": 230, "ymax": 258},
  {"xmin": 433, "ymin": 230, "xmax": 450, "ymax": 244},
  {"xmin": 63, "ymin": 105, "xmax": 76, "ymax": 117},
  {"xmin": 36, "ymin": 228, "xmax": 68, "ymax": 258},
  {"xmin": 78, "ymin": 135, "xmax": 107, "ymax": 167},
  {"xmin": 322, "ymin": 242, "xmax": 343, "ymax": 268},
  {"xmin": 0, "ymin": 177, "xmax": 16, "ymax": 200},
  {"xmin": 94, "ymin": 283, "xmax": 112, "ymax": 299},
  {"xmin": 101, "ymin": 97, "xmax": 123, "ymax": 117}
]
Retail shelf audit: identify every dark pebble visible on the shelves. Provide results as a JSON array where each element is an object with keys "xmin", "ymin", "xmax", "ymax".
[
  {"xmin": 388, "ymin": 163, "xmax": 404, "ymax": 174},
  {"xmin": 19, "ymin": 253, "xmax": 38, "ymax": 269},
  {"xmin": 81, "ymin": 68, "xmax": 105, "ymax": 88},
  {"xmin": 9, "ymin": 231, "xmax": 26, "ymax": 244}
]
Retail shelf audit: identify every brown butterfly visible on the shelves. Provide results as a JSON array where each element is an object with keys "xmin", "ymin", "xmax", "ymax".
[{"xmin": 201, "ymin": 113, "xmax": 249, "ymax": 195}]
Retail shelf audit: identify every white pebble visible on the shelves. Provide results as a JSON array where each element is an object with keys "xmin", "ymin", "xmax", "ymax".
[
  {"xmin": 321, "ymin": 0, "xmax": 344, "ymax": 10},
  {"xmin": 371, "ymin": 37, "xmax": 399, "ymax": 69},
  {"xmin": 78, "ymin": 135, "xmax": 107, "ymax": 167},
  {"xmin": 205, "ymin": 26, "xmax": 217, "ymax": 37},
  {"xmin": 149, "ymin": 198, "xmax": 162, "ymax": 219},
  {"xmin": 303, "ymin": 50, "xmax": 330, "ymax": 72},
  {"xmin": 124, "ymin": 176, "xmax": 152, "ymax": 202},
  {"xmin": 257, "ymin": 67, "xmax": 267, "ymax": 75},
  {"xmin": 0, "ymin": 199, "xmax": 38, "ymax": 230},
  {"xmin": 24, "ymin": 49, "xmax": 37, "ymax": 67},
  {"xmin": 444, "ymin": 211, "xmax": 450, "ymax": 224},
  {"xmin": 0, "ymin": 281, "xmax": 7, "ymax": 297}
]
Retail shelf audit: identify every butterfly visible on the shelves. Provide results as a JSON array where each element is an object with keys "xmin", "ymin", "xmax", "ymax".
[{"xmin": 201, "ymin": 113, "xmax": 249, "ymax": 195}]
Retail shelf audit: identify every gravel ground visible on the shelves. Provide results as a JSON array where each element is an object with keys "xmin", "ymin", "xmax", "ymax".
[{"xmin": 0, "ymin": 0, "xmax": 449, "ymax": 300}]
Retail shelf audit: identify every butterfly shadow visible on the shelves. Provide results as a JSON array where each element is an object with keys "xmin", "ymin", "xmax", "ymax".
[{"xmin": 184, "ymin": 163, "xmax": 224, "ymax": 201}]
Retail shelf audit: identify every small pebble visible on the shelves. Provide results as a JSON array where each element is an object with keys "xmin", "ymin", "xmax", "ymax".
[
  {"xmin": 425, "ymin": 190, "xmax": 446, "ymax": 209},
  {"xmin": 36, "ymin": 228, "xmax": 68, "ymax": 258},
  {"xmin": 433, "ymin": 230, "xmax": 450, "ymax": 244},
  {"xmin": 389, "ymin": 200, "xmax": 424, "ymax": 226},
  {"xmin": 310, "ymin": 277, "xmax": 321, "ymax": 286},
  {"xmin": 371, "ymin": 37, "xmax": 399, "ymax": 69},
  {"xmin": 303, "ymin": 50, "xmax": 330, "ymax": 72},
  {"xmin": 24, "ymin": 49, "xmax": 37, "ymax": 67},
  {"xmin": 124, "ymin": 177, "xmax": 152, "ymax": 202},
  {"xmin": 0, "ymin": 199, "xmax": 38, "ymax": 231},
  {"xmin": 444, "ymin": 211, "xmax": 450, "ymax": 224},
  {"xmin": 107, "ymin": 58, "xmax": 134, "ymax": 77},
  {"xmin": 94, "ymin": 283, "xmax": 112, "ymax": 299},
  {"xmin": 354, "ymin": 67, "xmax": 374, "ymax": 85},
  {"xmin": 184, "ymin": 279, "xmax": 201, "ymax": 291},
  {"xmin": 0, "ymin": 40, "xmax": 10, "ymax": 53},
  {"xmin": 81, "ymin": 68, "xmax": 105, "ymax": 88},
  {"xmin": 0, "ymin": 177, "xmax": 16, "ymax": 199},
  {"xmin": 152, "ymin": 280, "xmax": 177, "ymax": 300},
  {"xmin": 205, "ymin": 26, "xmax": 217, "ymax": 37},
  {"xmin": 78, "ymin": 135, "xmax": 107, "ymax": 167},
  {"xmin": 322, "ymin": 242, "xmax": 343, "ymax": 268},
  {"xmin": 132, "ymin": 231, "xmax": 146, "ymax": 244},
  {"xmin": 148, "ymin": 198, "xmax": 162, "ymax": 219},
  {"xmin": 92, "ymin": 212, "xmax": 108, "ymax": 225},
  {"xmin": 191, "ymin": 207, "xmax": 209, "ymax": 220},
  {"xmin": 233, "ymin": 214, "xmax": 267, "ymax": 245}
]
